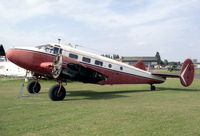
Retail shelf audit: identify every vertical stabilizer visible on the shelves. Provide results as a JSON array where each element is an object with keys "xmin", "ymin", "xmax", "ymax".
[
  {"xmin": 180, "ymin": 59, "xmax": 194, "ymax": 87},
  {"xmin": 134, "ymin": 60, "xmax": 146, "ymax": 71}
]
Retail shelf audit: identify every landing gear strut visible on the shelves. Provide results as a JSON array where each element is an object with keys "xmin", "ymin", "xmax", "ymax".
[
  {"xmin": 27, "ymin": 79, "xmax": 41, "ymax": 94},
  {"xmin": 48, "ymin": 81, "xmax": 66, "ymax": 101},
  {"xmin": 150, "ymin": 84, "xmax": 156, "ymax": 91}
]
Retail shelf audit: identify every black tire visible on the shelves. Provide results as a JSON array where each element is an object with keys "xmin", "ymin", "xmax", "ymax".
[
  {"xmin": 48, "ymin": 84, "xmax": 66, "ymax": 101},
  {"xmin": 27, "ymin": 81, "xmax": 41, "ymax": 94},
  {"xmin": 151, "ymin": 85, "xmax": 156, "ymax": 91}
]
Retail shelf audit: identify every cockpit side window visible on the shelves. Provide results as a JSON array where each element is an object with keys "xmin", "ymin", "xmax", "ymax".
[
  {"xmin": 37, "ymin": 45, "xmax": 53, "ymax": 54},
  {"xmin": 53, "ymin": 47, "xmax": 62, "ymax": 54},
  {"xmin": 54, "ymin": 47, "xmax": 59, "ymax": 54}
]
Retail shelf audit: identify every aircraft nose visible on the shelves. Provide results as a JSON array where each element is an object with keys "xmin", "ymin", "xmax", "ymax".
[
  {"xmin": 6, "ymin": 49, "xmax": 20, "ymax": 63},
  {"xmin": 6, "ymin": 49, "xmax": 25, "ymax": 66},
  {"xmin": 6, "ymin": 49, "xmax": 14, "ymax": 62},
  {"xmin": 6, "ymin": 48, "xmax": 36, "ymax": 71}
]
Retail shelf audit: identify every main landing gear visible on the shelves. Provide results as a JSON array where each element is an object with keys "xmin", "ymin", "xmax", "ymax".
[
  {"xmin": 150, "ymin": 84, "xmax": 156, "ymax": 91},
  {"xmin": 26, "ymin": 78, "xmax": 66, "ymax": 101},
  {"xmin": 27, "ymin": 80, "xmax": 41, "ymax": 94},
  {"xmin": 48, "ymin": 81, "xmax": 66, "ymax": 101}
]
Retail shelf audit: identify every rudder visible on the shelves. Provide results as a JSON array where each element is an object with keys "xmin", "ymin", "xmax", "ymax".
[{"xmin": 180, "ymin": 59, "xmax": 194, "ymax": 87}]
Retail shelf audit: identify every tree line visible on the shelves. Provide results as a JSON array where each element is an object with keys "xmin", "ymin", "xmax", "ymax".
[
  {"xmin": 101, "ymin": 54, "xmax": 120, "ymax": 60},
  {"xmin": 101, "ymin": 52, "xmax": 180, "ymax": 67},
  {"xmin": 155, "ymin": 52, "xmax": 181, "ymax": 66}
]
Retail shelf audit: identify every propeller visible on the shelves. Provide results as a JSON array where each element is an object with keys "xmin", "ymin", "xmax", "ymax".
[{"xmin": 52, "ymin": 54, "xmax": 63, "ymax": 79}]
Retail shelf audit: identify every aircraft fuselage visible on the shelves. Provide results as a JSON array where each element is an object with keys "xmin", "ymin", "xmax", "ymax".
[{"xmin": 6, "ymin": 44, "xmax": 165, "ymax": 85}]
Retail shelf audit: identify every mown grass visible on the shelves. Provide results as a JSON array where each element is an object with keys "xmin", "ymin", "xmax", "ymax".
[
  {"xmin": 0, "ymin": 78, "xmax": 200, "ymax": 136},
  {"xmin": 195, "ymin": 68, "xmax": 200, "ymax": 74}
]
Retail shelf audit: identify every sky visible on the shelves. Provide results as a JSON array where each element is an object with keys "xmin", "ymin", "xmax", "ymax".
[{"xmin": 0, "ymin": 0, "xmax": 199, "ymax": 62}]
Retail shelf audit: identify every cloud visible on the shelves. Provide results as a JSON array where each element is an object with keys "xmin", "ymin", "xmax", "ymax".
[
  {"xmin": 0, "ymin": 0, "xmax": 199, "ymax": 27},
  {"xmin": 0, "ymin": 0, "xmax": 199, "ymax": 61}
]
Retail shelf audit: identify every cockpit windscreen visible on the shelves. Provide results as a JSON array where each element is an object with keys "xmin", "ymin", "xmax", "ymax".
[{"xmin": 36, "ymin": 44, "xmax": 62, "ymax": 55}]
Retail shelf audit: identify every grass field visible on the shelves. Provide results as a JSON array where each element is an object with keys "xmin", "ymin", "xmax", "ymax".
[{"xmin": 0, "ymin": 78, "xmax": 200, "ymax": 136}]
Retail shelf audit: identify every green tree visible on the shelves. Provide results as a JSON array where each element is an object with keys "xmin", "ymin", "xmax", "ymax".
[
  {"xmin": 155, "ymin": 52, "xmax": 162, "ymax": 65},
  {"xmin": 163, "ymin": 59, "xmax": 168, "ymax": 66},
  {"xmin": 113, "ymin": 54, "xmax": 120, "ymax": 60}
]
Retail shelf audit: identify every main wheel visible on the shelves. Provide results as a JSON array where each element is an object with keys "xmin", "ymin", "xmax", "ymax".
[
  {"xmin": 48, "ymin": 84, "xmax": 66, "ymax": 101},
  {"xmin": 27, "ymin": 81, "xmax": 41, "ymax": 93}
]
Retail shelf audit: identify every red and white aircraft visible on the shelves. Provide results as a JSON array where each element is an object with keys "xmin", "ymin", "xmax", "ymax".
[{"xmin": 5, "ymin": 42, "xmax": 194, "ymax": 101}]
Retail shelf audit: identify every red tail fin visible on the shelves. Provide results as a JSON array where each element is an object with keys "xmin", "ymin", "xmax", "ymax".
[{"xmin": 180, "ymin": 59, "xmax": 194, "ymax": 87}]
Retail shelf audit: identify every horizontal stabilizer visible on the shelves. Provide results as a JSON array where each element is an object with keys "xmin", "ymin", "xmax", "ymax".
[
  {"xmin": 151, "ymin": 73, "xmax": 179, "ymax": 78},
  {"xmin": 152, "ymin": 59, "xmax": 194, "ymax": 87}
]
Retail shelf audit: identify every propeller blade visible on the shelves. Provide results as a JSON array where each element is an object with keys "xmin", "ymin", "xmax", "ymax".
[
  {"xmin": 0, "ymin": 45, "xmax": 6, "ymax": 56},
  {"xmin": 0, "ymin": 44, "xmax": 7, "ymax": 61}
]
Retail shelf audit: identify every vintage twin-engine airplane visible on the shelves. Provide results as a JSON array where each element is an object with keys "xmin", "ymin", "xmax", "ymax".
[{"xmin": 5, "ymin": 42, "xmax": 194, "ymax": 101}]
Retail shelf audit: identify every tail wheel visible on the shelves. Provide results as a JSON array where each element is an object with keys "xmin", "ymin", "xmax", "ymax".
[
  {"xmin": 151, "ymin": 85, "xmax": 156, "ymax": 91},
  {"xmin": 27, "ymin": 81, "xmax": 41, "ymax": 93},
  {"xmin": 48, "ymin": 84, "xmax": 66, "ymax": 101}
]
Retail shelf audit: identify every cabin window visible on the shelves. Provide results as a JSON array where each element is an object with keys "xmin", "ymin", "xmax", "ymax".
[
  {"xmin": 69, "ymin": 53, "xmax": 78, "ymax": 59},
  {"xmin": 95, "ymin": 60, "xmax": 103, "ymax": 66},
  {"xmin": 82, "ymin": 57, "xmax": 91, "ymax": 63},
  {"xmin": 120, "ymin": 66, "xmax": 123, "ymax": 70},
  {"xmin": 108, "ymin": 64, "xmax": 112, "ymax": 68}
]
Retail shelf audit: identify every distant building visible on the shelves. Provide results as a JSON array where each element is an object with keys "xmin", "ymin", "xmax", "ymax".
[
  {"xmin": 194, "ymin": 63, "xmax": 200, "ymax": 68},
  {"xmin": 0, "ymin": 56, "xmax": 6, "ymax": 62},
  {"xmin": 0, "ymin": 61, "xmax": 32, "ymax": 77},
  {"xmin": 192, "ymin": 59, "xmax": 198, "ymax": 64},
  {"xmin": 121, "ymin": 56, "xmax": 157, "ymax": 68},
  {"xmin": 192, "ymin": 59, "xmax": 200, "ymax": 68}
]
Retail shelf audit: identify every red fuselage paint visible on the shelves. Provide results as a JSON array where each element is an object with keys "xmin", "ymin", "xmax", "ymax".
[{"xmin": 6, "ymin": 48, "xmax": 164, "ymax": 85}]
